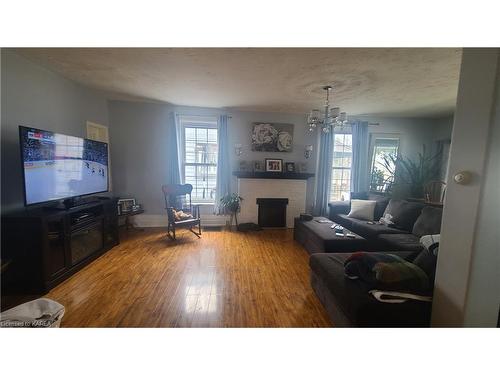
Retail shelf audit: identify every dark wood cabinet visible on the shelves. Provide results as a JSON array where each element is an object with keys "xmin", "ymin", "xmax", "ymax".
[{"xmin": 1, "ymin": 198, "xmax": 119, "ymax": 294}]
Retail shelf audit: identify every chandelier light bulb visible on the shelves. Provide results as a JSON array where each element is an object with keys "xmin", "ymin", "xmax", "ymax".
[{"xmin": 307, "ymin": 86, "xmax": 347, "ymax": 133}]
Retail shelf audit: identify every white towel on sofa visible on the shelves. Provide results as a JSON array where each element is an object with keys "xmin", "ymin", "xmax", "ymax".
[{"xmin": 420, "ymin": 234, "xmax": 440, "ymax": 255}]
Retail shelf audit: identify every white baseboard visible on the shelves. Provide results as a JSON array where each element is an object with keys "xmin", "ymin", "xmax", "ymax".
[
  {"xmin": 131, "ymin": 214, "xmax": 229, "ymax": 228},
  {"xmin": 131, "ymin": 214, "xmax": 167, "ymax": 227}
]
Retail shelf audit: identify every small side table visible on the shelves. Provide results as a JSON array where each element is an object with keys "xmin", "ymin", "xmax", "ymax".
[{"xmin": 119, "ymin": 209, "xmax": 145, "ymax": 231}]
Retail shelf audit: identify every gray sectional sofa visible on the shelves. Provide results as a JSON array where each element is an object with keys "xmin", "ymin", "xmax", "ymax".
[
  {"xmin": 328, "ymin": 193, "xmax": 443, "ymax": 253},
  {"xmin": 310, "ymin": 251, "xmax": 433, "ymax": 327},
  {"xmin": 308, "ymin": 192, "xmax": 442, "ymax": 327}
]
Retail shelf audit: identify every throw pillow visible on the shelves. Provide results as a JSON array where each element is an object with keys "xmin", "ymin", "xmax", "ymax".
[
  {"xmin": 412, "ymin": 206, "xmax": 443, "ymax": 237},
  {"xmin": 173, "ymin": 209, "xmax": 193, "ymax": 221},
  {"xmin": 382, "ymin": 200, "xmax": 425, "ymax": 231},
  {"xmin": 412, "ymin": 247, "xmax": 438, "ymax": 285},
  {"xmin": 347, "ymin": 199, "xmax": 376, "ymax": 221},
  {"xmin": 367, "ymin": 194, "xmax": 391, "ymax": 220}
]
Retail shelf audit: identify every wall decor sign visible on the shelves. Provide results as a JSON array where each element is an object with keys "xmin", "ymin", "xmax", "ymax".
[
  {"xmin": 265, "ymin": 158, "xmax": 283, "ymax": 172},
  {"xmin": 251, "ymin": 123, "xmax": 294, "ymax": 152}
]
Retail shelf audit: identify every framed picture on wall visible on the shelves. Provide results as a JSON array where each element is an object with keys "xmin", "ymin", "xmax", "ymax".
[
  {"xmin": 285, "ymin": 162, "xmax": 296, "ymax": 173},
  {"xmin": 265, "ymin": 158, "xmax": 283, "ymax": 172},
  {"xmin": 251, "ymin": 123, "xmax": 294, "ymax": 152},
  {"xmin": 253, "ymin": 160, "xmax": 264, "ymax": 172},
  {"xmin": 117, "ymin": 198, "xmax": 136, "ymax": 215}
]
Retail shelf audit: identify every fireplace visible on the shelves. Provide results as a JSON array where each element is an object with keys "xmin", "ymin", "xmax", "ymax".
[
  {"xmin": 236, "ymin": 176, "xmax": 310, "ymax": 228},
  {"xmin": 256, "ymin": 198, "xmax": 289, "ymax": 227}
]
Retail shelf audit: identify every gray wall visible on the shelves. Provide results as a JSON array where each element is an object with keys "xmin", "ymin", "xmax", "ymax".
[
  {"xmin": 431, "ymin": 115, "xmax": 454, "ymax": 141},
  {"xmin": 464, "ymin": 64, "xmax": 500, "ymax": 325},
  {"xmin": 1, "ymin": 50, "xmax": 110, "ymax": 213},
  {"xmin": 108, "ymin": 100, "xmax": 453, "ymax": 215},
  {"xmin": 1, "ymin": 50, "xmax": 454, "ymax": 216},
  {"xmin": 351, "ymin": 115, "xmax": 454, "ymax": 197},
  {"xmin": 107, "ymin": 101, "xmax": 173, "ymax": 213},
  {"xmin": 107, "ymin": 100, "xmax": 315, "ymax": 214},
  {"xmin": 432, "ymin": 48, "xmax": 499, "ymax": 327},
  {"xmin": 353, "ymin": 115, "xmax": 448, "ymax": 160}
]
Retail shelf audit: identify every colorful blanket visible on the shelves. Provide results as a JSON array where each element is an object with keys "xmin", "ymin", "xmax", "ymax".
[{"xmin": 344, "ymin": 252, "xmax": 431, "ymax": 295}]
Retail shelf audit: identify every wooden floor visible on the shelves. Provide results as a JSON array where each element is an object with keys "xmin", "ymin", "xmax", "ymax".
[{"xmin": 44, "ymin": 228, "xmax": 332, "ymax": 327}]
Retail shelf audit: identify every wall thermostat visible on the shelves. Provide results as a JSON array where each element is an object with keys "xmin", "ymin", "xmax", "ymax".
[{"xmin": 453, "ymin": 171, "xmax": 472, "ymax": 185}]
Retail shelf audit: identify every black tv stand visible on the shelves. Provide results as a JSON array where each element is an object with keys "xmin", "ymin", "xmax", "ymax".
[
  {"xmin": 42, "ymin": 196, "xmax": 101, "ymax": 211},
  {"xmin": 62, "ymin": 195, "xmax": 101, "ymax": 209},
  {"xmin": 1, "ymin": 198, "xmax": 119, "ymax": 294}
]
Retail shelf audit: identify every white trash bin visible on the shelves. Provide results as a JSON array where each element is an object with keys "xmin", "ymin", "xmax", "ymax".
[{"xmin": 0, "ymin": 298, "xmax": 65, "ymax": 328}]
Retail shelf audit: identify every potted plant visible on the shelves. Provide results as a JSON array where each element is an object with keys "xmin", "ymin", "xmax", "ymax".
[
  {"xmin": 219, "ymin": 193, "xmax": 243, "ymax": 227},
  {"xmin": 381, "ymin": 145, "xmax": 442, "ymax": 198},
  {"xmin": 369, "ymin": 169, "xmax": 386, "ymax": 192}
]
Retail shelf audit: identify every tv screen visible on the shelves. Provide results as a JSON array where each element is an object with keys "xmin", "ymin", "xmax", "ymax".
[{"xmin": 20, "ymin": 126, "xmax": 109, "ymax": 205}]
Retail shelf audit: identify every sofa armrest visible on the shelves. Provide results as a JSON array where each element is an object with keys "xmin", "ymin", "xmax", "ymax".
[{"xmin": 328, "ymin": 201, "xmax": 351, "ymax": 220}]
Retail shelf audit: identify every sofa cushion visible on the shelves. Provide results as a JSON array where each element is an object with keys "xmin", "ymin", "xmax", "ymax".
[
  {"xmin": 350, "ymin": 192, "xmax": 368, "ymax": 200},
  {"xmin": 347, "ymin": 199, "xmax": 377, "ymax": 221},
  {"xmin": 335, "ymin": 214, "xmax": 408, "ymax": 240},
  {"xmin": 329, "ymin": 193, "xmax": 390, "ymax": 222},
  {"xmin": 328, "ymin": 201, "xmax": 351, "ymax": 219},
  {"xmin": 412, "ymin": 206, "xmax": 443, "ymax": 238},
  {"xmin": 309, "ymin": 252, "xmax": 431, "ymax": 327},
  {"xmin": 412, "ymin": 247, "xmax": 438, "ymax": 285},
  {"xmin": 383, "ymin": 200, "xmax": 425, "ymax": 231},
  {"xmin": 367, "ymin": 194, "xmax": 391, "ymax": 220},
  {"xmin": 377, "ymin": 233, "xmax": 424, "ymax": 253}
]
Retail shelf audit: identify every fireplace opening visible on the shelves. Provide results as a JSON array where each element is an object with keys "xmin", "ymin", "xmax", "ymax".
[{"xmin": 256, "ymin": 198, "xmax": 288, "ymax": 227}]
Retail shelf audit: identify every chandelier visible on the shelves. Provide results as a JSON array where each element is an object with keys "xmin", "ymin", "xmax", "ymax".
[{"xmin": 307, "ymin": 85, "xmax": 348, "ymax": 133}]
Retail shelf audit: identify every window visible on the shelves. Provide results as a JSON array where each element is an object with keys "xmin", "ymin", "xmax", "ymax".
[
  {"xmin": 369, "ymin": 137, "xmax": 399, "ymax": 193},
  {"xmin": 330, "ymin": 133, "xmax": 352, "ymax": 201},
  {"xmin": 180, "ymin": 117, "xmax": 218, "ymax": 203}
]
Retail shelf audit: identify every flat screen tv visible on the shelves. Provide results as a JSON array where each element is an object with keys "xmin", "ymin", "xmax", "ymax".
[{"xmin": 19, "ymin": 126, "xmax": 109, "ymax": 206}]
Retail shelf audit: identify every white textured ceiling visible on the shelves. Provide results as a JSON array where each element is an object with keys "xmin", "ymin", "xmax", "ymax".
[{"xmin": 15, "ymin": 48, "xmax": 461, "ymax": 117}]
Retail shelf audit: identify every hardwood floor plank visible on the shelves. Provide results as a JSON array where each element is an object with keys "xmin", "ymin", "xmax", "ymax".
[{"xmin": 43, "ymin": 228, "xmax": 332, "ymax": 327}]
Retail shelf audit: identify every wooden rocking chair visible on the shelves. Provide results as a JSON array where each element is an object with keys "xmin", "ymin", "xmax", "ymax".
[{"xmin": 162, "ymin": 184, "xmax": 202, "ymax": 240}]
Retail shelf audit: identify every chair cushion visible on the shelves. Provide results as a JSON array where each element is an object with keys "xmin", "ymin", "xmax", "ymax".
[
  {"xmin": 383, "ymin": 200, "xmax": 425, "ymax": 231},
  {"xmin": 174, "ymin": 218, "xmax": 201, "ymax": 226},
  {"xmin": 335, "ymin": 214, "xmax": 408, "ymax": 240},
  {"xmin": 412, "ymin": 206, "xmax": 443, "ymax": 237},
  {"xmin": 377, "ymin": 233, "xmax": 424, "ymax": 253},
  {"xmin": 309, "ymin": 252, "xmax": 431, "ymax": 327},
  {"xmin": 173, "ymin": 209, "xmax": 193, "ymax": 221}
]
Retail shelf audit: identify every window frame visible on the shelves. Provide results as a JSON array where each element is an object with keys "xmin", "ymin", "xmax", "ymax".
[
  {"xmin": 330, "ymin": 131, "xmax": 353, "ymax": 202},
  {"xmin": 178, "ymin": 115, "xmax": 219, "ymax": 204},
  {"xmin": 368, "ymin": 133, "xmax": 401, "ymax": 193}
]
